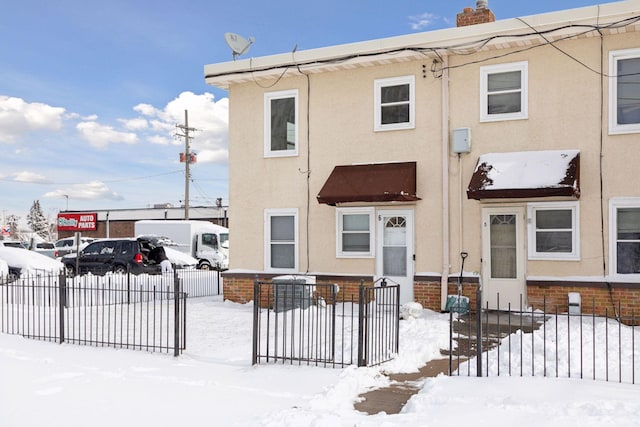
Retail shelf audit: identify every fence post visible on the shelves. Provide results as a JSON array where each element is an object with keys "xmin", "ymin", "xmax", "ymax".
[
  {"xmin": 357, "ymin": 279, "xmax": 366, "ymax": 367},
  {"xmin": 252, "ymin": 275, "xmax": 259, "ymax": 365},
  {"xmin": 58, "ymin": 270, "xmax": 66, "ymax": 344},
  {"xmin": 476, "ymin": 285, "xmax": 482, "ymax": 377},
  {"xmin": 173, "ymin": 269, "xmax": 180, "ymax": 357}
]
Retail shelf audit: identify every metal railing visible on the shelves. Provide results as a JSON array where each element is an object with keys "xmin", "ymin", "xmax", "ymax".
[
  {"xmin": 252, "ymin": 278, "xmax": 400, "ymax": 368},
  {"xmin": 0, "ymin": 269, "xmax": 221, "ymax": 355},
  {"xmin": 449, "ymin": 294, "xmax": 639, "ymax": 385}
]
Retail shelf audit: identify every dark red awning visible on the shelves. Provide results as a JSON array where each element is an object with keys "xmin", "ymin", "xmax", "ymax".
[{"xmin": 317, "ymin": 162, "xmax": 421, "ymax": 206}]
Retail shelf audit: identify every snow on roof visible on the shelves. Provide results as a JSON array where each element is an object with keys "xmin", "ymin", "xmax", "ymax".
[{"xmin": 467, "ymin": 150, "xmax": 580, "ymax": 200}]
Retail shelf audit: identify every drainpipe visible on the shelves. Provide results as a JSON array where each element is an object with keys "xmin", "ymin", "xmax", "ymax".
[
  {"xmin": 106, "ymin": 211, "xmax": 110, "ymax": 238},
  {"xmin": 441, "ymin": 56, "xmax": 450, "ymax": 311}
]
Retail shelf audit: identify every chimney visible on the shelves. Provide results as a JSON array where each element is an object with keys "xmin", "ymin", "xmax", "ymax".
[{"xmin": 456, "ymin": 1, "xmax": 495, "ymax": 27}]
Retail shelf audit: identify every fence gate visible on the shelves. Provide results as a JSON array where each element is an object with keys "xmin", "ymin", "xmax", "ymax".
[{"xmin": 252, "ymin": 278, "xmax": 399, "ymax": 368}]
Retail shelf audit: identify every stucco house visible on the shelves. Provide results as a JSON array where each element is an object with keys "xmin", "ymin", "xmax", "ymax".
[{"xmin": 204, "ymin": 0, "xmax": 640, "ymax": 318}]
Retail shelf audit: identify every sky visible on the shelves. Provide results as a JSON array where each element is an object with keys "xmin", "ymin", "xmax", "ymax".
[
  {"xmin": 2, "ymin": 282, "xmax": 640, "ymax": 426},
  {"xmin": 0, "ymin": 0, "xmax": 621, "ymax": 226}
]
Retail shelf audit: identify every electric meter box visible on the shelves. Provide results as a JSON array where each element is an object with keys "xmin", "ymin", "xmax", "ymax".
[{"xmin": 452, "ymin": 128, "xmax": 471, "ymax": 153}]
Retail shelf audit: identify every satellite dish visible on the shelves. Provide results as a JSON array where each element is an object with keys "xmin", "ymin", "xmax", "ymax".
[{"xmin": 224, "ymin": 32, "xmax": 255, "ymax": 60}]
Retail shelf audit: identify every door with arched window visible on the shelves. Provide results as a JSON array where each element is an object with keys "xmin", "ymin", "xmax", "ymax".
[
  {"xmin": 481, "ymin": 207, "xmax": 526, "ymax": 310},
  {"xmin": 376, "ymin": 210, "xmax": 414, "ymax": 304}
]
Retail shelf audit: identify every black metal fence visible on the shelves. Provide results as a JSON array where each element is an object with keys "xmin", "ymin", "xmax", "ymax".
[
  {"xmin": 448, "ymin": 294, "xmax": 639, "ymax": 385},
  {"xmin": 252, "ymin": 278, "xmax": 400, "ymax": 368},
  {"xmin": 0, "ymin": 268, "xmax": 222, "ymax": 355}
]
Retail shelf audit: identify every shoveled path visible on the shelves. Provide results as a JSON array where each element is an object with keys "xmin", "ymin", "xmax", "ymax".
[{"xmin": 354, "ymin": 358, "xmax": 463, "ymax": 415}]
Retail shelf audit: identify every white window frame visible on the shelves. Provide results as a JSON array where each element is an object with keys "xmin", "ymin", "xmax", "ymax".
[
  {"xmin": 609, "ymin": 198, "xmax": 640, "ymax": 279},
  {"xmin": 374, "ymin": 75, "xmax": 415, "ymax": 132},
  {"xmin": 336, "ymin": 207, "xmax": 375, "ymax": 258},
  {"xmin": 527, "ymin": 202, "xmax": 580, "ymax": 261},
  {"xmin": 480, "ymin": 61, "xmax": 528, "ymax": 122},
  {"xmin": 264, "ymin": 208, "xmax": 298, "ymax": 272},
  {"xmin": 264, "ymin": 90, "xmax": 299, "ymax": 158},
  {"xmin": 609, "ymin": 48, "xmax": 640, "ymax": 135}
]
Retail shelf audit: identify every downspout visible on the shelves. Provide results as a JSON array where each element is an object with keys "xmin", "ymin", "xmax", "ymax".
[{"xmin": 440, "ymin": 56, "xmax": 450, "ymax": 311}]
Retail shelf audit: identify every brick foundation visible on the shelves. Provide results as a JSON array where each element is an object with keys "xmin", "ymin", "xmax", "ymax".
[
  {"xmin": 528, "ymin": 281, "xmax": 640, "ymax": 321},
  {"xmin": 222, "ymin": 273, "xmax": 640, "ymax": 320},
  {"xmin": 221, "ymin": 272, "xmax": 374, "ymax": 306}
]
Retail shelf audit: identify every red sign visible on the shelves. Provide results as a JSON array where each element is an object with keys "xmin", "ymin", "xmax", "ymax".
[{"xmin": 57, "ymin": 213, "xmax": 98, "ymax": 231}]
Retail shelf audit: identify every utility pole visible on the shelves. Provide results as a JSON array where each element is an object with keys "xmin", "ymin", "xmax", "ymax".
[{"xmin": 176, "ymin": 110, "xmax": 197, "ymax": 220}]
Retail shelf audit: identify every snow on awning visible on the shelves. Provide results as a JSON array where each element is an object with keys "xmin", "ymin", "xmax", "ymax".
[
  {"xmin": 467, "ymin": 150, "xmax": 580, "ymax": 200},
  {"xmin": 317, "ymin": 162, "xmax": 421, "ymax": 206}
]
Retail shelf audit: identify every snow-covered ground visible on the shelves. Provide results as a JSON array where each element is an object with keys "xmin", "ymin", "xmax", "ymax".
[{"xmin": 2, "ymin": 294, "xmax": 640, "ymax": 427}]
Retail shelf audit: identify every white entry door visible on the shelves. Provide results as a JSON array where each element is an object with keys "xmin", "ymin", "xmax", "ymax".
[
  {"xmin": 481, "ymin": 207, "xmax": 526, "ymax": 310},
  {"xmin": 376, "ymin": 210, "xmax": 414, "ymax": 304}
]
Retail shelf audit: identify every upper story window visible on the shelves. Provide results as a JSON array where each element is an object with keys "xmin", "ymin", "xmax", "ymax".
[
  {"xmin": 609, "ymin": 48, "xmax": 640, "ymax": 134},
  {"xmin": 265, "ymin": 208, "xmax": 298, "ymax": 272},
  {"xmin": 480, "ymin": 61, "xmax": 528, "ymax": 122},
  {"xmin": 374, "ymin": 75, "xmax": 415, "ymax": 131},
  {"xmin": 610, "ymin": 198, "xmax": 640, "ymax": 278},
  {"xmin": 264, "ymin": 90, "xmax": 298, "ymax": 157},
  {"xmin": 336, "ymin": 208, "xmax": 374, "ymax": 258},
  {"xmin": 527, "ymin": 202, "xmax": 579, "ymax": 261}
]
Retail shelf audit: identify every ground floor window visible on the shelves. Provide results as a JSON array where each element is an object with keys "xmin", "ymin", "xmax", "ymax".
[
  {"xmin": 336, "ymin": 207, "xmax": 374, "ymax": 258},
  {"xmin": 265, "ymin": 208, "xmax": 298, "ymax": 271},
  {"xmin": 527, "ymin": 202, "xmax": 579, "ymax": 260},
  {"xmin": 610, "ymin": 199, "xmax": 640, "ymax": 276}
]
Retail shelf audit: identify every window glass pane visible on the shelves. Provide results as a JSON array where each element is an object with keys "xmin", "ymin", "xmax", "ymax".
[
  {"xmin": 343, "ymin": 233, "xmax": 370, "ymax": 252},
  {"xmin": 202, "ymin": 233, "xmax": 218, "ymax": 250},
  {"xmin": 270, "ymin": 97, "xmax": 295, "ymax": 151},
  {"xmin": 383, "ymin": 247, "xmax": 406, "ymax": 276},
  {"xmin": 343, "ymin": 214, "xmax": 369, "ymax": 232},
  {"xmin": 271, "ymin": 244, "xmax": 294, "ymax": 268},
  {"xmin": 381, "ymin": 84, "xmax": 409, "ymax": 103},
  {"xmin": 618, "ymin": 208, "xmax": 640, "ymax": 240},
  {"xmin": 271, "ymin": 216, "xmax": 294, "ymax": 241},
  {"xmin": 617, "ymin": 57, "xmax": 640, "ymax": 125},
  {"xmin": 488, "ymin": 71, "xmax": 521, "ymax": 91},
  {"xmin": 617, "ymin": 242, "xmax": 640, "ymax": 274},
  {"xmin": 536, "ymin": 210, "xmax": 572, "ymax": 229},
  {"xmin": 490, "ymin": 215, "xmax": 516, "ymax": 279},
  {"xmin": 536, "ymin": 231, "xmax": 572, "ymax": 253},
  {"xmin": 383, "ymin": 219, "xmax": 406, "ymax": 246},
  {"xmin": 488, "ymin": 93, "xmax": 521, "ymax": 114},
  {"xmin": 381, "ymin": 105, "xmax": 409, "ymax": 124}
]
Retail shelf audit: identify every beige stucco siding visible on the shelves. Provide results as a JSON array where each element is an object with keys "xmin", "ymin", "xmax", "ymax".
[
  {"xmin": 446, "ymin": 32, "xmax": 640, "ymax": 279},
  {"xmin": 228, "ymin": 62, "xmax": 445, "ymax": 274},
  {"xmin": 224, "ymin": 22, "xmax": 640, "ymax": 280}
]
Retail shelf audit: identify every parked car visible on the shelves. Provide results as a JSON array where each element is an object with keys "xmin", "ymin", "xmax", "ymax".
[
  {"xmin": 62, "ymin": 238, "xmax": 161, "ymax": 276},
  {"xmin": 0, "ymin": 240, "xmax": 27, "ymax": 249},
  {"xmin": 54, "ymin": 237, "xmax": 95, "ymax": 258},
  {"xmin": 32, "ymin": 241, "xmax": 56, "ymax": 258},
  {"xmin": 0, "ymin": 246, "xmax": 64, "ymax": 277}
]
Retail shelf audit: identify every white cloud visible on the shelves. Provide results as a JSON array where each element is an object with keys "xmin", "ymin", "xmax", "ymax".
[
  {"xmin": 130, "ymin": 92, "xmax": 229, "ymax": 163},
  {"xmin": 409, "ymin": 12, "xmax": 439, "ymax": 30},
  {"xmin": 133, "ymin": 103, "xmax": 158, "ymax": 117},
  {"xmin": 147, "ymin": 135, "xmax": 172, "ymax": 145},
  {"xmin": 44, "ymin": 181, "xmax": 123, "ymax": 201},
  {"xmin": 195, "ymin": 148, "xmax": 228, "ymax": 164},
  {"xmin": 120, "ymin": 117, "xmax": 148, "ymax": 131},
  {"xmin": 0, "ymin": 96, "xmax": 65, "ymax": 143},
  {"xmin": 13, "ymin": 171, "xmax": 51, "ymax": 184},
  {"xmin": 76, "ymin": 121, "xmax": 138, "ymax": 149}
]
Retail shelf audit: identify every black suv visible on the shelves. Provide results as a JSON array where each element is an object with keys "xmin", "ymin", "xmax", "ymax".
[{"xmin": 62, "ymin": 238, "xmax": 161, "ymax": 276}]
